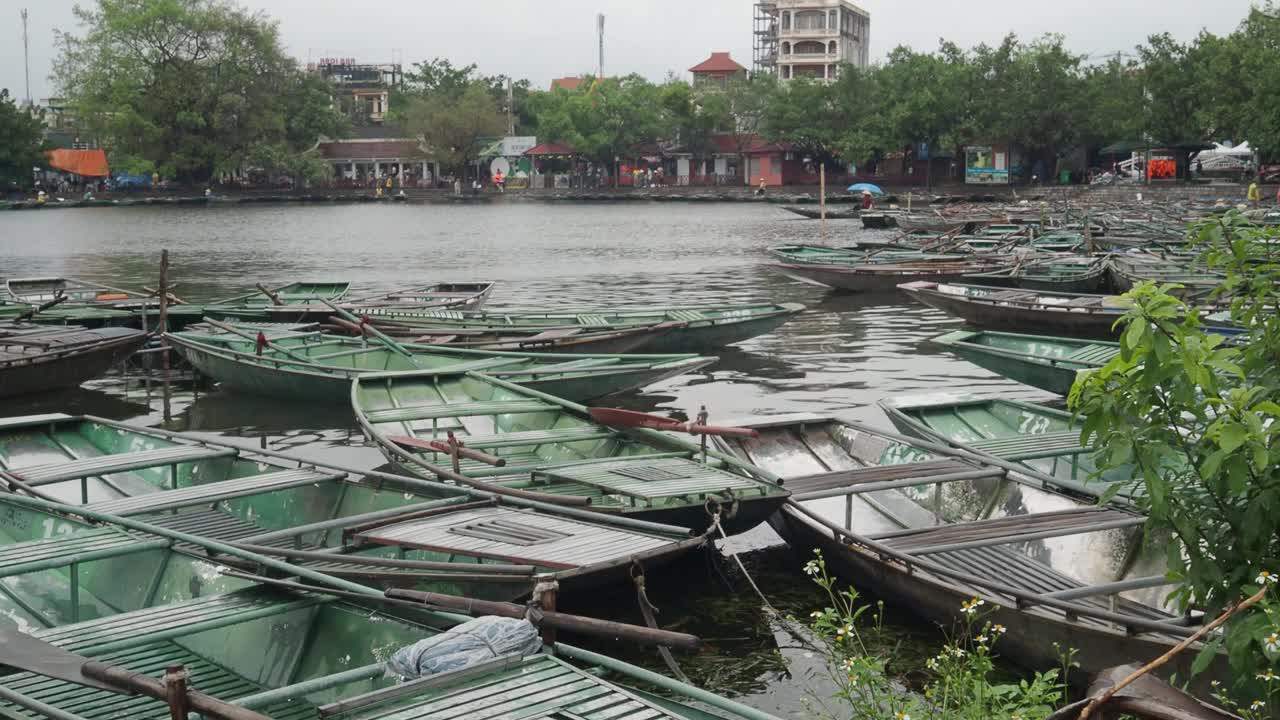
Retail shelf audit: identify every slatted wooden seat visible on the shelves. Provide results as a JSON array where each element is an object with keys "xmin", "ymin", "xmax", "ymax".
[
  {"xmin": 85, "ymin": 468, "xmax": 347, "ymax": 516},
  {"xmin": 9, "ymin": 446, "xmax": 239, "ymax": 486},
  {"xmin": 458, "ymin": 427, "xmax": 617, "ymax": 450},
  {"xmin": 1063, "ymin": 295, "xmax": 1105, "ymax": 308},
  {"xmin": 1068, "ymin": 344, "xmax": 1120, "ymax": 365},
  {"xmin": 363, "ymin": 400, "xmax": 557, "ymax": 424},
  {"xmin": 0, "ymin": 529, "xmax": 169, "ymax": 578},
  {"xmin": 575, "ymin": 314, "xmax": 610, "ymax": 326},
  {"xmin": 485, "ymin": 357, "xmax": 621, "ymax": 375},
  {"xmin": 786, "ymin": 458, "xmax": 977, "ymax": 494},
  {"xmin": 967, "ymin": 430, "xmax": 1085, "ymax": 460},
  {"xmin": 983, "ymin": 290, "xmax": 1034, "ymax": 302},
  {"xmin": 879, "ymin": 506, "xmax": 1141, "ymax": 554},
  {"xmin": 351, "ymin": 507, "xmax": 671, "ymax": 569},
  {"xmin": 361, "ymin": 654, "xmax": 681, "ymax": 720},
  {"xmin": 143, "ymin": 509, "xmax": 284, "ymax": 546},
  {"xmin": 667, "ymin": 309, "xmax": 708, "ymax": 322},
  {"xmin": 533, "ymin": 457, "xmax": 765, "ymax": 502}
]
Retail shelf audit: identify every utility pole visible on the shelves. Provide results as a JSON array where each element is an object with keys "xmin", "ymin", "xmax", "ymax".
[
  {"xmin": 21, "ymin": 8, "xmax": 31, "ymax": 105},
  {"xmin": 506, "ymin": 78, "xmax": 514, "ymax": 135},
  {"xmin": 597, "ymin": 13, "xmax": 605, "ymax": 78}
]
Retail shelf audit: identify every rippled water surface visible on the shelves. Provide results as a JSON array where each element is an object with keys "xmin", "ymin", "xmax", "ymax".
[{"xmin": 0, "ymin": 202, "xmax": 1052, "ymax": 716}]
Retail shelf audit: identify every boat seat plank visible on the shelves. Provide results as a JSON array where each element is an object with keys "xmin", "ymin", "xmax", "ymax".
[
  {"xmin": 85, "ymin": 468, "xmax": 347, "ymax": 516},
  {"xmin": 456, "ymin": 427, "xmax": 617, "ymax": 450},
  {"xmin": 576, "ymin": 314, "xmax": 611, "ymax": 326},
  {"xmin": 486, "ymin": 357, "xmax": 622, "ymax": 375},
  {"xmin": 0, "ymin": 529, "xmax": 169, "ymax": 578},
  {"xmin": 364, "ymin": 400, "xmax": 558, "ymax": 424},
  {"xmin": 967, "ymin": 430, "xmax": 1085, "ymax": 460},
  {"xmin": 882, "ymin": 507, "xmax": 1136, "ymax": 552},
  {"xmin": 1067, "ymin": 345, "xmax": 1120, "ymax": 364},
  {"xmin": 786, "ymin": 458, "xmax": 975, "ymax": 494},
  {"xmin": 667, "ymin": 310, "xmax": 707, "ymax": 322},
  {"xmin": 983, "ymin": 290, "xmax": 1034, "ymax": 302},
  {"xmin": 1063, "ymin": 296, "xmax": 1105, "ymax": 308},
  {"xmin": 352, "ymin": 507, "xmax": 670, "ymax": 569},
  {"xmin": 142, "ymin": 510, "xmax": 294, "ymax": 548},
  {"xmin": 10, "ymin": 446, "xmax": 239, "ymax": 486},
  {"xmin": 534, "ymin": 457, "xmax": 764, "ymax": 501}
]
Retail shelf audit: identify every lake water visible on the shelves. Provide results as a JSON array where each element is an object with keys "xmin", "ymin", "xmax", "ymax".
[{"xmin": 0, "ymin": 202, "xmax": 1053, "ymax": 716}]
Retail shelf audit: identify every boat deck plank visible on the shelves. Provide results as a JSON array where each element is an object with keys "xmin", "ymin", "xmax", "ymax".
[
  {"xmin": 967, "ymin": 430, "xmax": 1085, "ymax": 460},
  {"xmin": 0, "ymin": 529, "xmax": 168, "ymax": 577},
  {"xmin": 365, "ymin": 400, "xmax": 558, "ymax": 424},
  {"xmin": 882, "ymin": 507, "xmax": 1136, "ymax": 552},
  {"xmin": 787, "ymin": 458, "xmax": 975, "ymax": 494},
  {"xmin": 352, "ymin": 507, "xmax": 670, "ymax": 569},
  {"xmin": 85, "ymin": 468, "xmax": 348, "ymax": 516},
  {"xmin": 10, "ymin": 446, "xmax": 239, "ymax": 485},
  {"xmin": 534, "ymin": 457, "xmax": 765, "ymax": 501}
]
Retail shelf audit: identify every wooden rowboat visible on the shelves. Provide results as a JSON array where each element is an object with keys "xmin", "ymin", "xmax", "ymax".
[
  {"xmin": 354, "ymin": 303, "xmax": 805, "ymax": 353},
  {"xmin": 772, "ymin": 260, "xmax": 1011, "ymax": 293},
  {"xmin": 166, "ymin": 325, "xmax": 715, "ymax": 403},
  {"xmin": 0, "ymin": 414, "xmax": 706, "ymax": 602},
  {"xmin": 711, "ymin": 412, "xmax": 1216, "ymax": 684},
  {"xmin": 344, "ymin": 281, "xmax": 495, "ymax": 311},
  {"xmin": 781, "ymin": 205, "xmax": 861, "ymax": 220},
  {"xmin": 0, "ymin": 502, "xmax": 752, "ymax": 717},
  {"xmin": 0, "ymin": 324, "xmax": 146, "ymax": 398},
  {"xmin": 894, "ymin": 214, "xmax": 972, "ymax": 234},
  {"xmin": 961, "ymin": 256, "xmax": 1108, "ymax": 294},
  {"xmin": 1106, "ymin": 254, "xmax": 1223, "ymax": 300},
  {"xmin": 899, "ymin": 281, "xmax": 1132, "ymax": 339},
  {"xmin": 4, "ymin": 277, "xmax": 159, "ymax": 312},
  {"xmin": 164, "ymin": 280, "xmax": 353, "ymax": 329},
  {"xmin": 860, "ymin": 211, "xmax": 901, "ymax": 229},
  {"xmin": 931, "ymin": 329, "xmax": 1118, "ymax": 396},
  {"xmin": 878, "ymin": 392, "xmax": 1136, "ymax": 500},
  {"xmin": 352, "ymin": 369, "xmax": 790, "ymax": 534}
]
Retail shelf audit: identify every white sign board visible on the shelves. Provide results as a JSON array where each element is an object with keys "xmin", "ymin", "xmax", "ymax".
[{"xmin": 500, "ymin": 136, "xmax": 537, "ymax": 157}]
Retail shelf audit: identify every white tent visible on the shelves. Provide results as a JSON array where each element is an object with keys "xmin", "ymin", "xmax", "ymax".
[{"xmin": 1193, "ymin": 141, "xmax": 1253, "ymax": 171}]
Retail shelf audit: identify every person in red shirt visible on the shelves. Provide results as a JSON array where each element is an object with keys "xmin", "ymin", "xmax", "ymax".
[{"xmin": 860, "ymin": 190, "xmax": 874, "ymax": 210}]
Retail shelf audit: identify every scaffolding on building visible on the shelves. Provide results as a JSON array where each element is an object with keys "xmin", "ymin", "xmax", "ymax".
[{"xmin": 752, "ymin": 1, "xmax": 779, "ymax": 76}]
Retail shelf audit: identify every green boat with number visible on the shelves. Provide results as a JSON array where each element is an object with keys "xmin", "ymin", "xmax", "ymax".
[
  {"xmin": 931, "ymin": 329, "xmax": 1119, "ymax": 395},
  {"xmin": 163, "ymin": 280, "xmax": 352, "ymax": 329},
  {"xmin": 166, "ymin": 325, "xmax": 715, "ymax": 403},
  {"xmin": 352, "ymin": 369, "xmax": 791, "ymax": 534},
  {"xmin": 878, "ymin": 392, "xmax": 1137, "ymax": 501},
  {"xmin": 357, "ymin": 303, "xmax": 806, "ymax": 353},
  {"xmin": 960, "ymin": 255, "xmax": 1107, "ymax": 294}
]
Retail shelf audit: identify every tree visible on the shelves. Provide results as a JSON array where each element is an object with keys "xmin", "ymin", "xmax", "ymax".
[
  {"xmin": 393, "ymin": 57, "xmax": 531, "ymax": 133},
  {"xmin": 659, "ymin": 81, "xmax": 727, "ymax": 168},
  {"xmin": 54, "ymin": 0, "xmax": 341, "ymax": 183},
  {"xmin": 720, "ymin": 74, "xmax": 777, "ymax": 184},
  {"xmin": 1072, "ymin": 215, "xmax": 1280, "ymax": 701},
  {"xmin": 763, "ymin": 77, "xmax": 840, "ymax": 161},
  {"xmin": 0, "ymin": 90, "xmax": 45, "ymax": 187},
  {"xmin": 401, "ymin": 81, "xmax": 505, "ymax": 178}
]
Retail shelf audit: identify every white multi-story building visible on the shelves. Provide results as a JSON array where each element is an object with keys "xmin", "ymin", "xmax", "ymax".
[{"xmin": 753, "ymin": 0, "xmax": 871, "ymax": 82}]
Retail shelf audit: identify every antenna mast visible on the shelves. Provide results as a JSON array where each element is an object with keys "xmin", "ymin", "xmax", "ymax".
[
  {"xmin": 21, "ymin": 8, "xmax": 31, "ymax": 105},
  {"xmin": 596, "ymin": 13, "xmax": 605, "ymax": 78}
]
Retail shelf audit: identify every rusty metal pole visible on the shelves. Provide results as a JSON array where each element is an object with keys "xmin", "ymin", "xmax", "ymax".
[
  {"xmin": 163, "ymin": 664, "xmax": 190, "ymax": 720},
  {"xmin": 158, "ymin": 250, "xmax": 170, "ymax": 368},
  {"xmin": 819, "ymin": 164, "xmax": 827, "ymax": 241}
]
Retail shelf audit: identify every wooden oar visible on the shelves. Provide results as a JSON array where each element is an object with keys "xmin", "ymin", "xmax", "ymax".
[
  {"xmin": 388, "ymin": 434, "xmax": 508, "ymax": 467},
  {"xmin": 255, "ymin": 283, "xmax": 284, "ymax": 306},
  {"xmin": 322, "ymin": 300, "xmax": 416, "ymax": 359},
  {"xmin": 587, "ymin": 407, "xmax": 759, "ymax": 439},
  {"xmin": 0, "ymin": 630, "xmax": 269, "ymax": 720},
  {"xmin": 198, "ymin": 318, "xmax": 315, "ymax": 365}
]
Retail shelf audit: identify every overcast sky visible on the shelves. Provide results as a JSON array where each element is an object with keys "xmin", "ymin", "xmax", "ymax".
[{"xmin": 0, "ymin": 0, "xmax": 1261, "ymax": 102}]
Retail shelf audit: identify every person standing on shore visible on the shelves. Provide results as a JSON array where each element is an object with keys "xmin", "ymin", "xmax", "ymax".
[{"xmin": 1248, "ymin": 181, "xmax": 1261, "ymax": 207}]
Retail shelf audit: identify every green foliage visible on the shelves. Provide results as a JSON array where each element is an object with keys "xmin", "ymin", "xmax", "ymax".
[
  {"xmin": 524, "ymin": 75, "xmax": 669, "ymax": 176},
  {"xmin": 392, "ymin": 57, "xmax": 531, "ymax": 131},
  {"xmin": 800, "ymin": 551, "xmax": 1065, "ymax": 719},
  {"xmin": 401, "ymin": 81, "xmax": 505, "ymax": 176},
  {"xmin": 1071, "ymin": 213, "xmax": 1280, "ymax": 700},
  {"xmin": 0, "ymin": 89, "xmax": 46, "ymax": 187},
  {"xmin": 54, "ymin": 0, "xmax": 346, "ymax": 183}
]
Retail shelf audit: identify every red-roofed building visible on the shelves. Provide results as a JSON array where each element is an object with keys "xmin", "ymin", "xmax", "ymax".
[
  {"xmin": 550, "ymin": 76, "xmax": 587, "ymax": 91},
  {"xmin": 317, "ymin": 126, "xmax": 439, "ymax": 187},
  {"xmin": 689, "ymin": 52, "xmax": 746, "ymax": 88}
]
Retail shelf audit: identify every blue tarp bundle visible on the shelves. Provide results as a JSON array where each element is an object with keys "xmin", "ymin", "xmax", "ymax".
[{"xmin": 387, "ymin": 616, "xmax": 541, "ymax": 679}]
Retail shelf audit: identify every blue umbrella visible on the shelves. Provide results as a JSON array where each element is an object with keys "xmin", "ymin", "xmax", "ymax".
[{"xmin": 847, "ymin": 183, "xmax": 885, "ymax": 195}]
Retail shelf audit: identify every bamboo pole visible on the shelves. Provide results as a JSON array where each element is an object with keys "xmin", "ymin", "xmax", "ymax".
[
  {"xmin": 158, "ymin": 250, "xmax": 170, "ymax": 368},
  {"xmin": 819, "ymin": 164, "xmax": 827, "ymax": 241}
]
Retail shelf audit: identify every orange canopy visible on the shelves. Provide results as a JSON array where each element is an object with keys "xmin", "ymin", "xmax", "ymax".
[{"xmin": 44, "ymin": 149, "xmax": 109, "ymax": 177}]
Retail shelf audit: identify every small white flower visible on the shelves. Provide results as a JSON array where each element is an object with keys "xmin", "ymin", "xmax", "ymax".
[
  {"xmin": 950, "ymin": 646, "xmax": 967, "ymax": 658},
  {"xmin": 925, "ymin": 657, "xmax": 939, "ymax": 670},
  {"xmin": 810, "ymin": 610, "xmax": 822, "ymax": 619},
  {"xmin": 1251, "ymin": 699, "xmax": 1266, "ymax": 711},
  {"xmin": 1257, "ymin": 670, "xmax": 1277, "ymax": 682},
  {"xmin": 992, "ymin": 624, "xmax": 1007, "ymax": 634},
  {"xmin": 895, "ymin": 713, "xmax": 910, "ymax": 720},
  {"xmin": 1258, "ymin": 571, "xmax": 1277, "ymax": 585},
  {"xmin": 803, "ymin": 561, "xmax": 820, "ymax": 576},
  {"xmin": 961, "ymin": 597, "xmax": 986, "ymax": 615},
  {"xmin": 1266, "ymin": 633, "xmax": 1280, "ymax": 654},
  {"xmin": 841, "ymin": 657, "xmax": 854, "ymax": 671},
  {"xmin": 975, "ymin": 635, "xmax": 988, "ymax": 644}
]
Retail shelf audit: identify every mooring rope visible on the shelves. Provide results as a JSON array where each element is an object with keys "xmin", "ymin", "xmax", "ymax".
[{"xmin": 630, "ymin": 562, "xmax": 691, "ymax": 684}]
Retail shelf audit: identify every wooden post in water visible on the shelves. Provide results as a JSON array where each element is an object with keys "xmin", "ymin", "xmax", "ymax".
[
  {"xmin": 164, "ymin": 665, "xmax": 191, "ymax": 720},
  {"xmin": 819, "ymin": 164, "xmax": 826, "ymax": 241},
  {"xmin": 158, "ymin": 250, "xmax": 170, "ymax": 369},
  {"xmin": 534, "ymin": 574, "xmax": 559, "ymax": 644}
]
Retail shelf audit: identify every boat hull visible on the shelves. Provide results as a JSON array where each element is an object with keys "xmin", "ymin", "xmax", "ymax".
[
  {"xmin": 0, "ymin": 330, "xmax": 146, "ymax": 398},
  {"xmin": 768, "ymin": 505, "xmax": 1215, "ymax": 686},
  {"xmin": 773, "ymin": 263, "xmax": 999, "ymax": 294},
  {"xmin": 943, "ymin": 342, "xmax": 1082, "ymax": 395},
  {"xmin": 902, "ymin": 286, "xmax": 1123, "ymax": 340}
]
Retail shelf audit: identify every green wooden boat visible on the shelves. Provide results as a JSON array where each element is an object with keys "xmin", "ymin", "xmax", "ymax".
[
  {"xmin": 768, "ymin": 244, "xmax": 960, "ymax": 267},
  {"xmin": 352, "ymin": 369, "xmax": 791, "ymax": 534},
  {"xmin": 1106, "ymin": 254, "xmax": 1223, "ymax": 300},
  {"xmin": 356, "ymin": 303, "xmax": 806, "ymax": 353},
  {"xmin": 708, "ymin": 413, "xmax": 1207, "ymax": 682},
  {"xmin": 0, "ymin": 414, "xmax": 705, "ymax": 602},
  {"xmin": 163, "ymin": 280, "xmax": 352, "ymax": 329},
  {"xmin": 166, "ymin": 325, "xmax": 716, "ymax": 403},
  {"xmin": 931, "ymin": 329, "xmax": 1118, "ymax": 395},
  {"xmin": 961, "ymin": 256, "xmax": 1107, "ymax": 294},
  {"xmin": 0, "ymin": 566, "xmax": 769, "ymax": 720},
  {"xmin": 4, "ymin": 277, "xmax": 159, "ymax": 312},
  {"xmin": 878, "ymin": 392, "xmax": 1138, "ymax": 500}
]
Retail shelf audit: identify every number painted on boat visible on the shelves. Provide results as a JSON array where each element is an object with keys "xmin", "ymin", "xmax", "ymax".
[
  {"xmin": 40, "ymin": 518, "xmax": 76, "ymax": 539},
  {"xmin": 1018, "ymin": 413, "xmax": 1052, "ymax": 435}
]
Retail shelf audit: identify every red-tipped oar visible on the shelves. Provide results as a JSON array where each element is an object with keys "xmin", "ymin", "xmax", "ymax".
[
  {"xmin": 588, "ymin": 407, "xmax": 759, "ymax": 439},
  {"xmin": 387, "ymin": 434, "xmax": 507, "ymax": 467}
]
